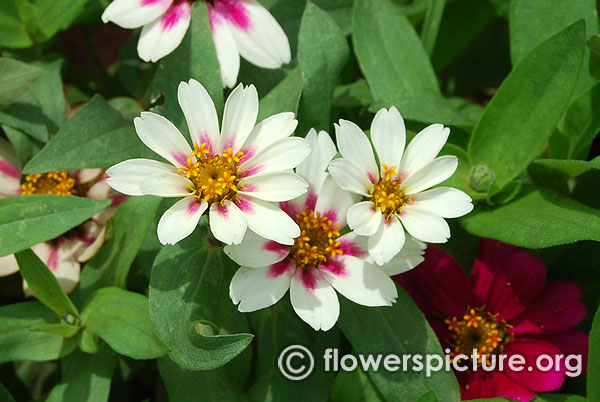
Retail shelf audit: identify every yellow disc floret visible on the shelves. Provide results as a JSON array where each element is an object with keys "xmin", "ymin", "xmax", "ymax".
[
  {"xmin": 177, "ymin": 142, "xmax": 246, "ymax": 204},
  {"xmin": 21, "ymin": 171, "xmax": 77, "ymax": 196},
  {"xmin": 370, "ymin": 164, "xmax": 411, "ymax": 219},
  {"xmin": 290, "ymin": 206, "xmax": 343, "ymax": 268}
]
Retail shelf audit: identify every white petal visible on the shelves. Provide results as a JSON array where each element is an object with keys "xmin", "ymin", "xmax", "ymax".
[
  {"xmin": 335, "ymin": 120, "xmax": 379, "ymax": 182},
  {"xmin": 26, "ymin": 242, "xmax": 80, "ymax": 295},
  {"xmin": 314, "ymin": 176, "xmax": 357, "ymax": 228},
  {"xmin": 177, "ymin": 79, "xmax": 220, "ymax": 149},
  {"xmin": 209, "ymin": 200, "xmax": 248, "ymax": 245},
  {"xmin": 290, "ymin": 269, "xmax": 339, "ymax": 331},
  {"xmin": 137, "ymin": 1, "xmax": 191, "ymax": 62},
  {"xmin": 377, "ymin": 236, "xmax": 426, "ymax": 276},
  {"xmin": 134, "ymin": 112, "xmax": 192, "ymax": 169},
  {"xmin": 402, "ymin": 155, "xmax": 458, "ymax": 194},
  {"xmin": 368, "ymin": 214, "xmax": 406, "ymax": 265},
  {"xmin": 241, "ymin": 112, "xmax": 298, "ymax": 158},
  {"xmin": 224, "ymin": 230, "xmax": 289, "ymax": 268},
  {"xmin": 220, "ymin": 83, "xmax": 259, "ymax": 154},
  {"xmin": 69, "ymin": 221, "xmax": 107, "ymax": 262},
  {"xmin": 242, "ymin": 137, "xmax": 310, "ymax": 176},
  {"xmin": 208, "ymin": 5, "xmax": 241, "ymax": 88},
  {"xmin": 399, "ymin": 207, "xmax": 450, "ymax": 243},
  {"xmin": 139, "ymin": 173, "xmax": 195, "ymax": 197},
  {"xmin": 157, "ymin": 196, "xmax": 207, "ymax": 245},
  {"xmin": 239, "ymin": 196, "xmax": 299, "ymax": 245},
  {"xmin": 74, "ymin": 168, "xmax": 103, "ymax": 184},
  {"xmin": 347, "ymin": 201, "xmax": 382, "ymax": 236},
  {"xmin": 240, "ymin": 172, "xmax": 307, "ymax": 202},
  {"xmin": 399, "ymin": 123, "xmax": 450, "ymax": 177},
  {"xmin": 0, "ymin": 254, "xmax": 19, "ymax": 276},
  {"xmin": 370, "ymin": 106, "xmax": 405, "ymax": 172},
  {"xmin": 230, "ymin": 265, "xmax": 292, "ymax": 312},
  {"xmin": 219, "ymin": 0, "xmax": 291, "ymax": 69},
  {"xmin": 323, "ymin": 256, "xmax": 397, "ymax": 307},
  {"xmin": 102, "ymin": 0, "xmax": 173, "ymax": 28},
  {"xmin": 411, "ymin": 187, "xmax": 473, "ymax": 218},
  {"xmin": 0, "ymin": 137, "xmax": 21, "ymax": 197},
  {"xmin": 296, "ymin": 129, "xmax": 337, "ymax": 191},
  {"xmin": 106, "ymin": 158, "xmax": 177, "ymax": 196},
  {"xmin": 327, "ymin": 159, "xmax": 372, "ymax": 197}
]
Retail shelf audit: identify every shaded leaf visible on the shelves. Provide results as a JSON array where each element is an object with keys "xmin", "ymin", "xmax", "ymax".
[{"xmin": 0, "ymin": 57, "xmax": 42, "ymax": 107}]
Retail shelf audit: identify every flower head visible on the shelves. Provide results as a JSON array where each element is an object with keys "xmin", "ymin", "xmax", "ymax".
[
  {"xmin": 107, "ymin": 79, "xmax": 310, "ymax": 246},
  {"xmin": 395, "ymin": 239, "xmax": 588, "ymax": 401},
  {"xmin": 328, "ymin": 107, "xmax": 473, "ymax": 265},
  {"xmin": 225, "ymin": 130, "xmax": 426, "ymax": 331}
]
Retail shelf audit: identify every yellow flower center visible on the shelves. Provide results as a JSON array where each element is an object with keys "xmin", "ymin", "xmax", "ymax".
[
  {"xmin": 21, "ymin": 171, "xmax": 78, "ymax": 196},
  {"xmin": 370, "ymin": 164, "xmax": 411, "ymax": 219},
  {"xmin": 290, "ymin": 206, "xmax": 343, "ymax": 268},
  {"xmin": 445, "ymin": 307, "xmax": 513, "ymax": 366},
  {"xmin": 177, "ymin": 142, "xmax": 246, "ymax": 204}
]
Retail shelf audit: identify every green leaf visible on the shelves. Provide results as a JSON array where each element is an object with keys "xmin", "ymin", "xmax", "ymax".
[
  {"xmin": 532, "ymin": 157, "xmax": 600, "ymax": 178},
  {"xmin": 29, "ymin": 322, "xmax": 80, "ymax": 338},
  {"xmin": 45, "ymin": 345, "xmax": 117, "ymax": 402},
  {"xmin": 589, "ymin": 305, "xmax": 600, "ymax": 402},
  {"xmin": 32, "ymin": 0, "xmax": 89, "ymax": 43},
  {"xmin": 461, "ymin": 184, "xmax": 600, "ymax": 248},
  {"xmin": 417, "ymin": 390, "xmax": 440, "ymax": 402},
  {"xmin": 468, "ymin": 21, "xmax": 586, "ymax": 191},
  {"xmin": 420, "ymin": 0, "xmax": 445, "ymax": 56},
  {"xmin": 332, "ymin": 79, "xmax": 374, "ymax": 108},
  {"xmin": 23, "ymin": 95, "xmax": 150, "ymax": 173},
  {"xmin": 77, "ymin": 328, "xmax": 99, "ymax": 354},
  {"xmin": 72, "ymin": 196, "xmax": 161, "ymax": 305},
  {"xmin": 438, "ymin": 144, "xmax": 486, "ymax": 201},
  {"xmin": 0, "ymin": 2, "xmax": 33, "ymax": 48},
  {"xmin": 534, "ymin": 394, "xmax": 588, "ymax": 402},
  {"xmin": 0, "ymin": 301, "xmax": 76, "ymax": 363},
  {"xmin": 338, "ymin": 289, "xmax": 460, "ymax": 402},
  {"xmin": 0, "ymin": 195, "xmax": 111, "ymax": 257},
  {"xmin": 0, "ymin": 382, "xmax": 16, "ymax": 402},
  {"xmin": 149, "ymin": 229, "xmax": 253, "ymax": 370},
  {"xmin": 2, "ymin": 124, "xmax": 43, "ymax": 167},
  {"xmin": 0, "ymin": 57, "xmax": 42, "ymax": 107},
  {"xmin": 297, "ymin": 1, "xmax": 349, "ymax": 134},
  {"xmin": 0, "ymin": 59, "xmax": 65, "ymax": 142},
  {"xmin": 330, "ymin": 368, "xmax": 383, "ymax": 402},
  {"xmin": 152, "ymin": 2, "xmax": 223, "ymax": 131},
  {"xmin": 257, "ymin": 67, "xmax": 305, "ymax": 121},
  {"xmin": 15, "ymin": 249, "xmax": 79, "ymax": 318},
  {"xmin": 82, "ymin": 287, "xmax": 168, "ymax": 360}
]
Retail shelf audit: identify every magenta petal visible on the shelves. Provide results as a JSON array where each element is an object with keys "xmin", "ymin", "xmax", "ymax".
[
  {"xmin": 528, "ymin": 329, "xmax": 589, "ymax": 374},
  {"xmin": 504, "ymin": 338, "xmax": 565, "ymax": 393},
  {"xmin": 511, "ymin": 282, "xmax": 587, "ymax": 335},
  {"xmin": 491, "ymin": 371, "xmax": 537, "ymax": 402},
  {"xmin": 470, "ymin": 239, "xmax": 521, "ymax": 303},
  {"xmin": 394, "ymin": 246, "xmax": 474, "ymax": 318},
  {"xmin": 459, "ymin": 371, "xmax": 498, "ymax": 400},
  {"xmin": 487, "ymin": 251, "xmax": 547, "ymax": 321}
]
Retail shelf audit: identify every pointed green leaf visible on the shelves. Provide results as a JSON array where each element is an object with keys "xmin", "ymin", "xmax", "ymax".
[
  {"xmin": 29, "ymin": 322, "xmax": 80, "ymax": 337},
  {"xmin": 0, "ymin": 57, "xmax": 42, "ymax": 107},
  {"xmin": 258, "ymin": 67, "xmax": 305, "ymax": 121}
]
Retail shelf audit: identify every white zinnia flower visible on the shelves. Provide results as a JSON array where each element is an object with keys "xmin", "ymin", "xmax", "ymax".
[
  {"xmin": 328, "ymin": 107, "xmax": 474, "ymax": 266},
  {"xmin": 101, "ymin": 0, "xmax": 291, "ymax": 87},
  {"xmin": 225, "ymin": 130, "xmax": 426, "ymax": 331},
  {"xmin": 106, "ymin": 79, "xmax": 310, "ymax": 246}
]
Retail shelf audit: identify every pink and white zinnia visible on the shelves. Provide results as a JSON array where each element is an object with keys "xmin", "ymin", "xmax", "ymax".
[
  {"xmin": 328, "ymin": 107, "xmax": 474, "ymax": 266},
  {"xmin": 101, "ymin": 0, "xmax": 291, "ymax": 87},
  {"xmin": 106, "ymin": 79, "xmax": 310, "ymax": 246},
  {"xmin": 225, "ymin": 130, "xmax": 426, "ymax": 331}
]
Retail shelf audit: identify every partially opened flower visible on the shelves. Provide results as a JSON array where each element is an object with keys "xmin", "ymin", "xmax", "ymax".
[
  {"xmin": 0, "ymin": 138, "xmax": 125, "ymax": 294},
  {"xmin": 395, "ymin": 239, "xmax": 588, "ymax": 401},
  {"xmin": 107, "ymin": 79, "xmax": 309, "ymax": 246},
  {"xmin": 101, "ymin": 0, "xmax": 290, "ymax": 87},
  {"xmin": 225, "ymin": 130, "xmax": 426, "ymax": 331},
  {"xmin": 328, "ymin": 106, "xmax": 473, "ymax": 266}
]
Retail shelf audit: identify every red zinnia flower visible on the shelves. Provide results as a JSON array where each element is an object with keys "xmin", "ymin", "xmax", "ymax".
[{"xmin": 395, "ymin": 239, "xmax": 588, "ymax": 401}]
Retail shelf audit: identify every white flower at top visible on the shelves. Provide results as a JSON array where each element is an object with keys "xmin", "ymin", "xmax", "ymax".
[
  {"xmin": 101, "ymin": 0, "xmax": 291, "ymax": 87},
  {"xmin": 225, "ymin": 130, "xmax": 426, "ymax": 331},
  {"xmin": 106, "ymin": 79, "xmax": 310, "ymax": 246},
  {"xmin": 328, "ymin": 107, "xmax": 474, "ymax": 266}
]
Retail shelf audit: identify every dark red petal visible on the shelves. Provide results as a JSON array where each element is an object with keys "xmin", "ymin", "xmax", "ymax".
[
  {"xmin": 491, "ymin": 371, "xmax": 537, "ymax": 402},
  {"xmin": 504, "ymin": 339, "xmax": 565, "ymax": 392},
  {"xmin": 487, "ymin": 251, "xmax": 547, "ymax": 321},
  {"xmin": 470, "ymin": 239, "xmax": 521, "ymax": 302},
  {"xmin": 460, "ymin": 371, "xmax": 497, "ymax": 400},
  {"xmin": 394, "ymin": 246, "xmax": 474, "ymax": 318},
  {"xmin": 511, "ymin": 282, "xmax": 587, "ymax": 335}
]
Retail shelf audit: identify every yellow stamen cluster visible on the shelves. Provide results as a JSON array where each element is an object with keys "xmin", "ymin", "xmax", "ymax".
[
  {"xmin": 178, "ymin": 142, "xmax": 245, "ymax": 204},
  {"xmin": 21, "ymin": 171, "xmax": 77, "ymax": 196},
  {"xmin": 445, "ymin": 307, "xmax": 512, "ymax": 366},
  {"xmin": 370, "ymin": 164, "xmax": 411, "ymax": 219},
  {"xmin": 290, "ymin": 206, "xmax": 342, "ymax": 267}
]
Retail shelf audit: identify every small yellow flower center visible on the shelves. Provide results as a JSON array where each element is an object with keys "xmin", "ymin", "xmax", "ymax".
[
  {"xmin": 177, "ymin": 142, "xmax": 245, "ymax": 204},
  {"xmin": 290, "ymin": 206, "xmax": 343, "ymax": 268},
  {"xmin": 21, "ymin": 171, "xmax": 78, "ymax": 196},
  {"xmin": 445, "ymin": 307, "xmax": 513, "ymax": 366},
  {"xmin": 370, "ymin": 164, "xmax": 411, "ymax": 219}
]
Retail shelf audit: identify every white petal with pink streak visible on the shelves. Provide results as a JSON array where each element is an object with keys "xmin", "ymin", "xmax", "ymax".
[
  {"xmin": 368, "ymin": 214, "xmax": 406, "ymax": 266},
  {"xmin": 335, "ymin": 119, "xmax": 378, "ymax": 182},
  {"xmin": 239, "ymin": 172, "xmax": 307, "ymax": 202},
  {"xmin": 157, "ymin": 196, "xmax": 207, "ymax": 245},
  {"xmin": 314, "ymin": 175, "xmax": 357, "ymax": 228},
  {"xmin": 137, "ymin": 1, "xmax": 191, "ymax": 62},
  {"xmin": 209, "ymin": 200, "xmax": 247, "ymax": 245},
  {"xmin": 224, "ymin": 230, "xmax": 289, "ymax": 268},
  {"xmin": 296, "ymin": 129, "xmax": 337, "ymax": 191},
  {"xmin": 346, "ymin": 201, "xmax": 382, "ymax": 237},
  {"xmin": 241, "ymin": 112, "xmax": 297, "ymax": 158},
  {"xmin": 0, "ymin": 137, "xmax": 21, "ymax": 197},
  {"xmin": 178, "ymin": 79, "xmax": 221, "ymax": 149},
  {"xmin": 102, "ymin": 0, "xmax": 173, "ymax": 29},
  {"xmin": 230, "ymin": 264, "xmax": 292, "ymax": 312},
  {"xmin": 399, "ymin": 123, "xmax": 450, "ymax": 178},
  {"xmin": 376, "ymin": 236, "xmax": 426, "ymax": 276},
  {"xmin": 239, "ymin": 196, "xmax": 299, "ymax": 246},
  {"xmin": 107, "ymin": 158, "xmax": 177, "ymax": 196},
  {"xmin": 371, "ymin": 106, "xmax": 405, "ymax": 172},
  {"xmin": 242, "ymin": 137, "xmax": 310, "ymax": 177},
  {"xmin": 209, "ymin": 4, "xmax": 241, "ymax": 88},
  {"xmin": 290, "ymin": 268, "xmax": 339, "ymax": 331},
  {"xmin": 220, "ymin": 83, "xmax": 258, "ymax": 154},
  {"xmin": 139, "ymin": 173, "xmax": 195, "ymax": 197},
  {"xmin": 134, "ymin": 112, "xmax": 192, "ymax": 169},
  {"xmin": 24, "ymin": 242, "xmax": 80, "ymax": 295},
  {"xmin": 327, "ymin": 158, "xmax": 372, "ymax": 197}
]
